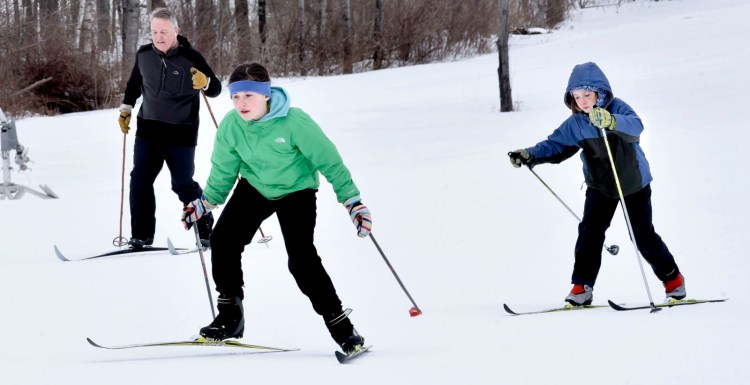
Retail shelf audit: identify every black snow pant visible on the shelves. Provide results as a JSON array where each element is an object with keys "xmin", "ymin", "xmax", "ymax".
[
  {"xmin": 129, "ymin": 136, "xmax": 203, "ymax": 240},
  {"xmin": 573, "ymin": 185, "xmax": 680, "ymax": 287},
  {"xmin": 210, "ymin": 178, "xmax": 345, "ymax": 319}
]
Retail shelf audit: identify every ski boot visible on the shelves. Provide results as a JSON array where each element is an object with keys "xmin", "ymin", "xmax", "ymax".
[
  {"xmin": 128, "ymin": 237, "xmax": 154, "ymax": 250},
  {"xmin": 664, "ymin": 273, "xmax": 686, "ymax": 300},
  {"xmin": 200, "ymin": 295, "xmax": 244, "ymax": 340},
  {"xmin": 325, "ymin": 308, "xmax": 365, "ymax": 354},
  {"xmin": 340, "ymin": 329, "xmax": 365, "ymax": 354},
  {"xmin": 565, "ymin": 284, "xmax": 593, "ymax": 306}
]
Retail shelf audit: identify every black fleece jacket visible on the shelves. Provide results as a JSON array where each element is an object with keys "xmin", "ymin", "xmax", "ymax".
[{"xmin": 123, "ymin": 35, "xmax": 221, "ymax": 146}]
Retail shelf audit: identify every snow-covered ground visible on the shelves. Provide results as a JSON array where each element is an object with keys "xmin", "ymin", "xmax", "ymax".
[{"xmin": 2, "ymin": 0, "xmax": 748, "ymax": 383}]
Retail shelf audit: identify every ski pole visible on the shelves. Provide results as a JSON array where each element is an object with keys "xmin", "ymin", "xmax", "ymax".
[
  {"xmin": 368, "ymin": 233, "xmax": 422, "ymax": 317},
  {"xmin": 200, "ymin": 89, "xmax": 219, "ymax": 128},
  {"xmin": 113, "ymin": 132, "xmax": 128, "ymax": 247},
  {"xmin": 599, "ymin": 126, "xmax": 659, "ymax": 313},
  {"xmin": 193, "ymin": 225, "xmax": 216, "ymax": 318},
  {"xmin": 200, "ymin": 89, "xmax": 272, "ymax": 245},
  {"xmin": 523, "ymin": 163, "xmax": 619, "ymax": 255}
]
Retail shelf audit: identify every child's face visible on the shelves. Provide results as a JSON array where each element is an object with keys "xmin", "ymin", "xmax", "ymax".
[
  {"xmin": 571, "ymin": 90, "xmax": 597, "ymax": 113},
  {"xmin": 232, "ymin": 91, "xmax": 269, "ymax": 121}
]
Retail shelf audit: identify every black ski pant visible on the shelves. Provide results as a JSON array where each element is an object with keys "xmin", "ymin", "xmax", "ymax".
[
  {"xmin": 129, "ymin": 136, "xmax": 203, "ymax": 240},
  {"xmin": 210, "ymin": 179, "xmax": 345, "ymax": 318},
  {"xmin": 573, "ymin": 185, "xmax": 680, "ymax": 287}
]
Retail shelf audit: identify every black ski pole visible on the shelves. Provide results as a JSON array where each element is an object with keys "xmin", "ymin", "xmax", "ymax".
[
  {"xmin": 368, "ymin": 233, "xmax": 422, "ymax": 317},
  {"xmin": 524, "ymin": 164, "xmax": 619, "ymax": 255},
  {"xmin": 193, "ymin": 225, "xmax": 216, "ymax": 318}
]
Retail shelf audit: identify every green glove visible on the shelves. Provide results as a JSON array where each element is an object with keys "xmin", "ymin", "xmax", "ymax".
[
  {"xmin": 118, "ymin": 104, "xmax": 132, "ymax": 134},
  {"xmin": 190, "ymin": 67, "xmax": 208, "ymax": 90},
  {"xmin": 589, "ymin": 107, "xmax": 616, "ymax": 130},
  {"xmin": 508, "ymin": 149, "xmax": 532, "ymax": 168}
]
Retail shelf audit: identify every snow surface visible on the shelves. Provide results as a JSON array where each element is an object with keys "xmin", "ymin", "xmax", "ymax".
[{"xmin": 2, "ymin": 0, "xmax": 749, "ymax": 383}]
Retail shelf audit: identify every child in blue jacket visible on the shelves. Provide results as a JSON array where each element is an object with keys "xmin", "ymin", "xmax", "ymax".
[{"xmin": 508, "ymin": 62, "xmax": 685, "ymax": 305}]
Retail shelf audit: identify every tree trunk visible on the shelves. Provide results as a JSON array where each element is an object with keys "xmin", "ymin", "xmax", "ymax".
[
  {"xmin": 122, "ymin": 0, "xmax": 140, "ymax": 80},
  {"xmin": 317, "ymin": 0, "xmax": 327, "ymax": 74},
  {"xmin": 68, "ymin": 0, "xmax": 80, "ymax": 25},
  {"xmin": 298, "ymin": 0, "xmax": 306, "ymax": 75},
  {"xmin": 342, "ymin": 0, "xmax": 352, "ymax": 74},
  {"xmin": 372, "ymin": 0, "xmax": 384, "ymax": 70},
  {"xmin": 96, "ymin": 0, "xmax": 111, "ymax": 52},
  {"xmin": 235, "ymin": 0, "xmax": 252, "ymax": 62},
  {"xmin": 258, "ymin": 0, "xmax": 267, "ymax": 57},
  {"xmin": 79, "ymin": 0, "xmax": 95, "ymax": 53},
  {"xmin": 497, "ymin": 0, "xmax": 512, "ymax": 112},
  {"xmin": 318, "ymin": 0, "xmax": 327, "ymax": 35},
  {"xmin": 13, "ymin": 0, "xmax": 20, "ymax": 26},
  {"xmin": 195, "ymin": 0, "xmax": 217, "ymax": 65}
]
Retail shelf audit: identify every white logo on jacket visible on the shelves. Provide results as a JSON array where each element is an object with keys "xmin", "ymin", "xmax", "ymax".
[{"xmin": 274, "ymin": 137, "xmax": 286, "ymax": 143}]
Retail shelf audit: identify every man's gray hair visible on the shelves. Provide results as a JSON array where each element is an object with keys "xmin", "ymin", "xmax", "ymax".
[{"xmin": 150, "ymin": 7, "xmax": 179, "ymax": 29}]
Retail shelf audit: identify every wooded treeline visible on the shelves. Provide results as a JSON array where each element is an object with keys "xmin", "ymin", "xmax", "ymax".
[{"xmin": 0, "ymin": 0, "xmax": 573, "ymax": 116}]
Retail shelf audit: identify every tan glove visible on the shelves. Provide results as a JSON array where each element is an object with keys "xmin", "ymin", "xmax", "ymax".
[
  {"xmin": 118, "ymin": 104, "xmax": 132, "ymax": 134},
  {"xmin": 190, "ymin": 67, "xmax": 208, "ymax": 90}
]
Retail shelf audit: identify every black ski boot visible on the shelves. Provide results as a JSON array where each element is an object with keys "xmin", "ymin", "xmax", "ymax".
[
  {"xmin": 128, "ymin": 237, "xmax": 154, "ymax": 250},
  {"xmin": 325, "ymin": 308, "xmax": 365, "ymax": 354},
  {"xmin": 200, "ymin": 295, "xmax": 244, "ymax": 340},
  {"xmin": 196, "ymin": 212, "xmax": 214, "ymax": 249}
]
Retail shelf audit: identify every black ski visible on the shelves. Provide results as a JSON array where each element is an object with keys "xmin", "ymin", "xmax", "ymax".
[
  {"xmin": 86, "ymin": 336, "xmax": 298, "ymax": 352},
  {"xmin": 607, "ymin": 298, "xmax": 728, "ymax": 311},
  {"xmin": 55, "ymin": 245, "xmax": 183, "ymax": 262},
  {"xmin": 503, "ymin": 303, "xmax": 607, "ymax": 316},
  {"xmin": 335, "ymin": 345, "xmax": 371, "ymax": 363}
]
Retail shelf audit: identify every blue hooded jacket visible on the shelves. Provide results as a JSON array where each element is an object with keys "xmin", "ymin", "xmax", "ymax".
[{"xmin": 525, "ymin": 62, "xmax": 652, "ymax": 199}]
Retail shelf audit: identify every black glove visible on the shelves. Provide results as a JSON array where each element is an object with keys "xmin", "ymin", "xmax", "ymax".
[{"xmin": 508, "ymin": 149, "xmax": 532, "ymax": 168}]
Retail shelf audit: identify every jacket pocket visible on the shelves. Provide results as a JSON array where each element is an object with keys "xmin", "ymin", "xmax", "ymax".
[{"xmin": 161, "ymin": 59, "xmax": 185, "ymax": 95}]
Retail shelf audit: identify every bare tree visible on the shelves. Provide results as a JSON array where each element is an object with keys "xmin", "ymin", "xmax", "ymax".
[
  {"xmin": 95, "ymin": 0, "xmax": 111, "ymax": 52},
  {"xmin": 544, "ymin": 0, "xmax": 566, "ymax": 27},
  {"xmin": 194, "ymin": 0, "xmax": 217, "ymax": 64},
  {"xmin": 372, "ymin": 0, "xmax": 384, "ymax": 70},
  {"xmin": 235, "ymin": 0, "xmax": 252, "ymax": 62},
  {"xmin": 121, "ymin": 0, "xmax": 140, "ymax": 81},
  {"xmin": 258, "ymin": 0, "xmax": 267, "ymax": 57},
  {"xmin": 214, "ymin": 0, "xmax": 233, "ymax": 75},
  {"xmin": 342, "ymin": 0, "xmax": 352, "ymax": 74},
  {"xmin": 67, "ymin": 0, "xmax": 80, "ymax": 29},
  {"xmin": 298, "ymin": 0, "xmax": 306, "ymax": 74},
  {"xmin": 318, "ymin": 0, "xmax": 327, "ymax": 35},
  {"xmin": 79, "ymin": 0, "xmax": 95, "ymax": 53},
  {"xmin": 497, "ymin": 0, "xmax": 512, "ymax": 112},
  {"xmin": 12, "ymin": 0, "xmax": 20, "ymax": 25},
  {"xmin": 316, "ymin": 0, "xmax": 327, "ymax": 74}
]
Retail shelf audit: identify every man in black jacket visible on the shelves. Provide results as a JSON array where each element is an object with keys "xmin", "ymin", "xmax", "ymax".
[{"xmin": 118, "ymin": 7, "xmax": 221, "ymax": 249}]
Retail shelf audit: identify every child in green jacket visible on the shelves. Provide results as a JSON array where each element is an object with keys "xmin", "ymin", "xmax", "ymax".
[{"xmin": 181, "ymin": 63, "xmax": 371, "ymax": 355}]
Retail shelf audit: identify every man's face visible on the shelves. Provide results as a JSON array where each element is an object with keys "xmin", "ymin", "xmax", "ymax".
[{"xmin": 151, "ymin": 17, "xmax": 179, "ymax": 54}]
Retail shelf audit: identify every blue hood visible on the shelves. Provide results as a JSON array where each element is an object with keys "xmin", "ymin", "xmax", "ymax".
[
  {"xmin": 259, "ymin": 86, "xmax": 290, "ymax": 122},
  {"xmin": 564, "ymin": 62, "xmax": 613, "ymax": 108}
]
